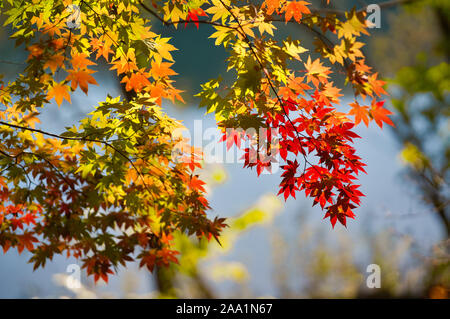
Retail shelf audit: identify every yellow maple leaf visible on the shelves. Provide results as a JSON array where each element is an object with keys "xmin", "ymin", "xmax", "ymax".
[
  {"xmin": 206, "ymin": 0, "xmax": 231, "ymax": 23},
  {"xmin": 153, "ymin": 37, "xmax": 177, "ymax": 65},
  {"xmin": 284, "ymin": 40, "xmax": 308, "ymax": 60},
  {"xmin": 337, "ymin": 11, "xmax": 369, "ymax": 39}
]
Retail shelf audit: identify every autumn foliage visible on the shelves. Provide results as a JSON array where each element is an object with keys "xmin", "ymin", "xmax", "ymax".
[{"xmin": 0, "ymin": 0, "xmax": 392, "ymax": 282}]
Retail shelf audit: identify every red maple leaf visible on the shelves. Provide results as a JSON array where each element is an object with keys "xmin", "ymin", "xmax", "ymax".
[
  {"xmin": 185, "ymin": 8, "xmax": 208, "ymax": 29},
  {"xmin": 370, "ymin": 100, "xmax": 394, "ymax": 128}
]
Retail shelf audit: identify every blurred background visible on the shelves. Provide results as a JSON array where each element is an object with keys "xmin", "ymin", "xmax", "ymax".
[{"xmin": 0, "ymin": 0, "xmax": 448, "ymax": 298}]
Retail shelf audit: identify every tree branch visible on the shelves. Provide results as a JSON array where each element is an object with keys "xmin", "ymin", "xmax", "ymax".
[{"xmin": 138, "ymin": 0, "xmax": 237, "ymax": 29}]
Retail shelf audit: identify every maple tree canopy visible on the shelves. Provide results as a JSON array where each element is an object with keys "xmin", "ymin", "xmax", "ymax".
[{"xmin": 0, "ymin": 0, "xmax": 393, "ymax": 283}]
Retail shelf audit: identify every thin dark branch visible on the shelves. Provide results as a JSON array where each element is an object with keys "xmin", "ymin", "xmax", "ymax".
[
  {"xmin": 0, "ymin": 59, "xmax": 25, "ymax": 66},
  {"xmin": 138, "ymin": 0, "xmax": 237, "ymax": 29}
]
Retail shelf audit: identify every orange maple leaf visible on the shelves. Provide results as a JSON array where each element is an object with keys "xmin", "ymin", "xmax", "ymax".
[
  {"xmin": 348, "ymin": 101, "xmax": 370, "ymax": 127},
  {"xmin": 149, "ymin": 82, "xmax": 165, "ymax": 105},
  {"xmin": 27, "ymin": 44, "xmax": 43, "ymax": 59},
  {"xmin": 282, "ymin": 1, "xmax": 311, "ymax": 23},
  {"xmin": 368, "ymin": 73, "xmax": 387, "ymax": 97},
  {"xmin": 121, "ymin": 70, "xmax": 151, "ymax": 92},
  {"xmin": 278, "ymin": 86, "xmax": 297, "ymax": 100},
  {"xmin": 110, "ymin": 49, "xmax": 138, "ymax": 75},
  {"xmin": 47, "ymin": 82, "xmax": 71, "ymax": 107},
  {"xmin": 90, "ymin": 38, "xmax": 113, "ymax": 62},
  {"xmin": 66, "ymin": 69, "xmax": 98, "ymax": 94},
  {"xmin": 165, "ymin": 83, "xmax": 185, "ymax": 104},
  {"xmin": 189, "ymin": 175, "xmax": 206, "ymax": 192},
  {"xmin": 44, "ymin": 54, "xmax": 65, "ymax": 73},
  {"xmin": 50, "ymin": 38, "xmax": 66, "ymax": 50},
  {"xmin": 71, "ymin": 52, "xmax": 96, "ymax": 70},
  {"xmin": 320, "ymin": 82, "xmax": 343, "ymax": 104},
  {"xmin": 262, "ymin": 0, "xmax": 281, "ymax": 15},
  {"xmin": 304, "ymin": 56, "xmax": 331, "ymax": 87},
  {"xmin": 151, "ymin": 62, "xmax": 177, "ymax": 79}
]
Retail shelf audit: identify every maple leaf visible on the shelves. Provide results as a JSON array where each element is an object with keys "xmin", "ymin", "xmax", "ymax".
[
  {"xmin": 139, "ymin": 252, "xmax": 157, "ymax": 272},
  {"xmin": 121, "ymin": 70, "xmax": 151, "ymax": 92},
  {"xmin": 2, "ymin": 240, "xmax": 11, "ymax": 254},
  {"xmin": 206, "ymin": 0, "xmax": 231, "ymax": 22},
  {"xmin": 71, "ymin": 53, "xmax": 96, "ymax": 70},
  {"xmin": 370, "ymin": 100, "xmax": 394, "ymax": 128},
  {"xmin": 185, "ymin": 8, "xmax": 208, "ymax": 29},
  {"xmin": 189, "ymin": 175, "xmax": 206, "ymax": 193},
  {"xmin": 110, "ymin": 49, "xmax": 138, "ymax": 75},
  {"xmin": 10, "ymin": 218, "xmax": 23, "ymax": 231},
  {"xmin": 22, "ymin": 213, "xmax": 36, "ymax": 226},
  {"xmin": 90, "ymin": 38, "xmax": 113, "ymax": 61},
  {"xmin": 262, "ymin": 0, "xmax": 281, "ymax": 15},
  {"xmin": 284, "ymin": 40, "xmax": 308, "ymax": 61},
  {"xmin": 282, "ymin": 1, "xmax": 311, "ymax": 23},
  {"xmin": 50, "ymin": 38, "xmax": 65, "ymax": 50},
  {"xmin": 152, "ymin": 37, "xmax": 177, "ymax": 64},
  {"xmin": 66, "ymin": 69, "xmax": 98, "ymax": 94},
  {"xmin": 27, "ymin": 44, "xmax": 43, "ymax": 59},
  {"xmin": 367, "ymin": 73, "xmax": 387, "ymax": 97},
  {"xmin": 348, "ymin": 101, "xmax": 370, "ymax": 127},
  {"xmin": 44, "ymin": 54, "xmax": 64, "ymax": 73},
  {"xmin": 47, "ymin": 82, "xmax": 71, "ymax": 107},
  {"xmin": 278, "ymin": 86, "xmax": 297, "ymax": 100},
  {"xmin": 17, "ymin": 233, "xmax": 38, "ymax": 254},
  {"xmin": 156, "ymin": 248, "xmax": 179, "ymax": 266},
  {"xmin": 149, "ymin": 82, "xmax": 165, "ymax": 105},
  {"xmin": 151, "ymin": 62, "xmax": 177, "ymax": 79},
  {"xmin": 320, "ymin": 82, "xmax": 343, "ymax": 104},
  {"xmin": 220, "ymin": 128, "xmax": 243, "ymax": 150},
  {"xmin": 278, "ymin": 160, "xmax": 300, "ymax": 200},
  {"xmin": 257, "ymin": 21, "xmax": 276, "ymax": 36},
  {"xmin": 304, "ymin": 56, "xmax": 331, "ymax": 87},
  {"xmin": 337, "ymin": 11, "xmax": 369, "ymax": 39}
]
